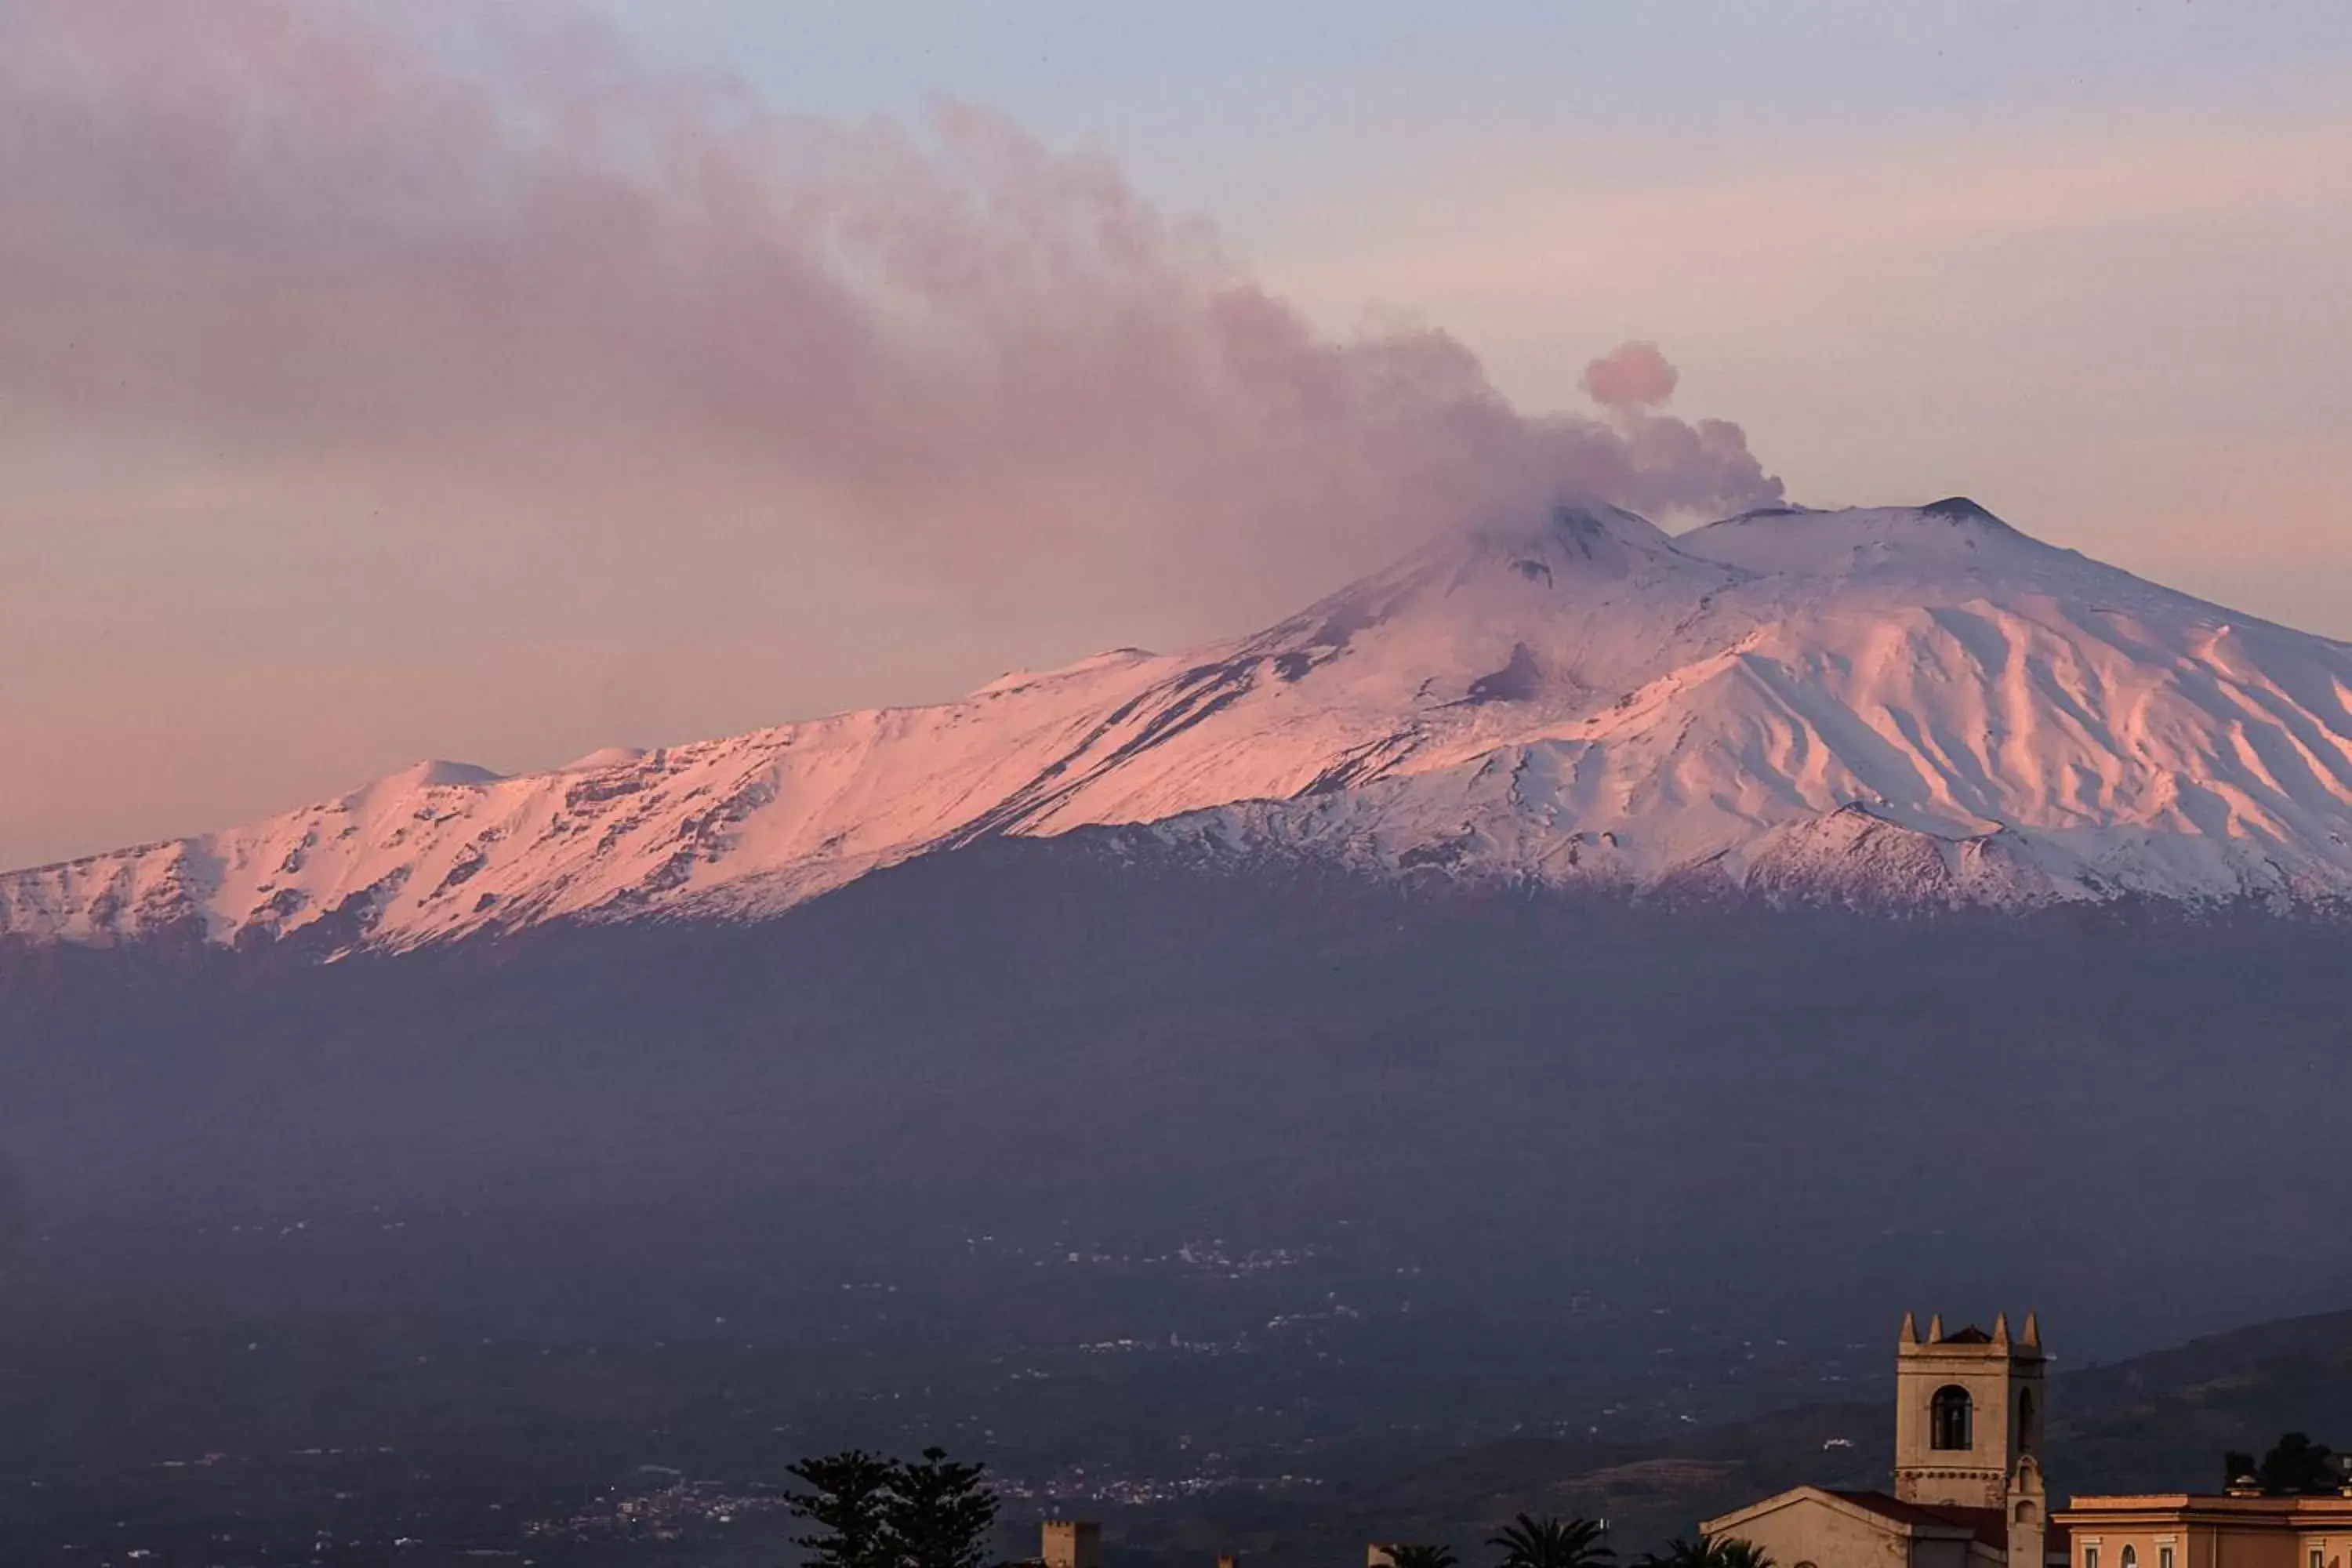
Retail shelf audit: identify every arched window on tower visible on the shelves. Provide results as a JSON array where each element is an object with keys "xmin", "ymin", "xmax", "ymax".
[
  {"xmin": 2017, "ymin": 1389, "xmax": 2037, "ymax": 1453},
  {"xmin": 1932, "ymin": 1385, "xmax": 1973, "ymax": 1450}
]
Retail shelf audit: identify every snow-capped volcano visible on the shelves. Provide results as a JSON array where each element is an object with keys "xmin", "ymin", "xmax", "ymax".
[{"xmin": 11, "ymin": 498, "xmax": 2352, "ymax": 953}]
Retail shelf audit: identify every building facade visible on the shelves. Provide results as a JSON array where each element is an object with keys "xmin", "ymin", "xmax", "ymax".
[
  {"xmin": 1704, "ymin": 1311, "xmax": 2062, "ymax": 1568},
  {"xmin": 2053, "ymin": 1493, "xmax": 2352, "ymax": 1568}
]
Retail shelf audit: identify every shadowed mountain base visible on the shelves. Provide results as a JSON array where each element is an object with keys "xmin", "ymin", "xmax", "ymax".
[{"xmin": 4, "ymin": 843, "xmax": 2350, "ymax": 1559}]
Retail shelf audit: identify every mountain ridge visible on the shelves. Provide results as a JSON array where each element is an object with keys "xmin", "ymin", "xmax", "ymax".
[{"xmin": 12, "ymin": 497, "xmax": 2352, "ymax": 953}]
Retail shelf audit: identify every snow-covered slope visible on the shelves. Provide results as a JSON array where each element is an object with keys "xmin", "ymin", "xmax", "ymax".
[{"xmin": 12, "ymin": 498, "xmax": 2352, "ymax": 953}]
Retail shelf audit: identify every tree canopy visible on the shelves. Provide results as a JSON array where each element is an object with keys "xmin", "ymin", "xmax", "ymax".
[
  {"xmin": 787, "ymin": 1446, "xmax": 1000, "ymax": 1568},
  {"xmin": 1387, "ymin": 1544, "xmax": 1461, "ymax": 1568},
  {"xmin": 1637, "ymin": 1535, "xmax": 1775, "ymax": 1568},
  {"xmin": 788, "ymin": 1449, "xmax": 898, "ymax": 1568},
  {"xmin": 891, "ymin": 1447, "xmax": 1001, "ymax": 1568},
  {"xmin": 2224, "ymin": 1432, "xmax": 2342, "ymax": 1495},
  {"xmin": 1490, "ymin": 1514, "xmax": 1615, "ymax": 1568}
]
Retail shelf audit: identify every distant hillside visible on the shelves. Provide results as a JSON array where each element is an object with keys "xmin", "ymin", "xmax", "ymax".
[
  {"xmin": 12, "ymin": 844, "xmax": 2352, "ymax": 1563},
  {"xmin": 2054, "ymin": 1308, "xmax": 2352, "ymax": 1495},
  {"xmin": 1119, "ymin": 1308, "xmax": 2352, "ymax": 1563}
]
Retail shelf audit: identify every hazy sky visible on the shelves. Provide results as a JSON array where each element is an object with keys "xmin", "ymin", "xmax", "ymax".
[{"xmin": 3, "ymin": 1, "xmax": 2348, "ymax": 869}]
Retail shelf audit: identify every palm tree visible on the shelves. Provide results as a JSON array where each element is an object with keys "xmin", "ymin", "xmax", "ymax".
[
  {"xmin": 1635, "ymin": 1536, "xmax": 1773, "ymax": 1568},
  {"xmin": 1388, "ymin": 1545, "xmax": 1461, "ymax": 1568},
  {"xmin": 1490, "ymin": 1514, "xmax": 1614, "ymax": 1568}
]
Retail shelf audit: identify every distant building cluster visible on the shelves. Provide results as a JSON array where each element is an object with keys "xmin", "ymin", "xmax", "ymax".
[
  {"xmin": 1705, "ymin": 1312, "xmax": 2352, "ymax": 1568},
  {"xmin": 1007, "ymin": 1515, "xmax": 1248, "ymax": 1568},
  {"xmin": 1014, "ymin": 1312, "xmax": 2352, "ymax": 1568}
]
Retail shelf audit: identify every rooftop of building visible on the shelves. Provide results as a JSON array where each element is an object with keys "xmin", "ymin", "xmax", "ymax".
[
  {"xmin": 1829, "ymin": 1491, "xmax": 2011, "ymax": 1546},
  {"xmin": 2056, "ymin": 1493, "xmax": 2352, "ymax": 1523},
  {"xmin": 1898, "ymin": 1309, "xmax": 2046, "ymax": 1355},
  {"xmin": 1829, "ymin": 1490, "xmax": 2072, "ymax": 1552}
]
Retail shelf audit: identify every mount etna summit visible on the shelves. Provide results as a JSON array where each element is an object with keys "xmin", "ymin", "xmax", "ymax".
[{"xmin": 12, "ymin": 499, "xmax": 2352, "ymax": 953}]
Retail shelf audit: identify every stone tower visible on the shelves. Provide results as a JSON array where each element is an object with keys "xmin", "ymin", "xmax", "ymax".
[
  {"xmin": 1044, "ymin": 1522, "xmax": 1103, "ymax": 1568},
  {"xmin": 1893, "ymin": 1310, "xmax": 2049, "ymax": 1518}
]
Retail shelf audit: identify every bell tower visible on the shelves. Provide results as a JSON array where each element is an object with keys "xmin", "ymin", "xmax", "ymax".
[{"xmin": 1893, "ymin": 1308, "xmax": 2048, "ymax": 1510}]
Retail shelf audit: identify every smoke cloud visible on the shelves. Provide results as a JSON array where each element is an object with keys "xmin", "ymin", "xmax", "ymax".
[
  {"xmin": 1581, "ymin": 341, "xmax": 1682, "ymax": 412},
  {"xmin": 0, "ymin": 2, "xmax": 1781, "ymax": 639}
]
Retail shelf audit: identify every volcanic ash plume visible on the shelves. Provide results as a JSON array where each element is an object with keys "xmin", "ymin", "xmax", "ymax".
[{"xmin": 0, "ymin": 2, "xmax": 1783, "ymax": 630}]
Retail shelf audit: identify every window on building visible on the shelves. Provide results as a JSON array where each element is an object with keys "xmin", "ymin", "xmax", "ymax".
[
  {"xmin": 1932, "ymin": 1385, "xmax": 1973, "ymax": 1450},
  {"xmin": 2018, "ymin": 1389, "xmax": 2038, "ymax": 1452},
  {"xmin": 2160, "ymin": 1547, "xmax": 2174, "ymax": 1568},
  {"xmin": 2310, "ymin": 1550, "xmax": 2322, "ymax": 1568},
  {"xmin": 2085, "ymin": 1546, "xmax": 2100, "ymax": 1568},
  {"xmin": 2122, "ymin": 1547, "xmax": 2137, "ymax": 1568}
]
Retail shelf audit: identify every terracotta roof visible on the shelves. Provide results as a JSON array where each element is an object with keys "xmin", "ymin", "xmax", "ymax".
[
  {"xmin": 1827, "ymin": 1493, "xmax": 2072, "ymax": 1556},
  {"xmin": 1829, "ymin": 1492, "xmax": 2013, "ymax": 1550},
  {"xmin": 1712, "ymin": 1485, "xmax": 2071, "ymax": 1561}
]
